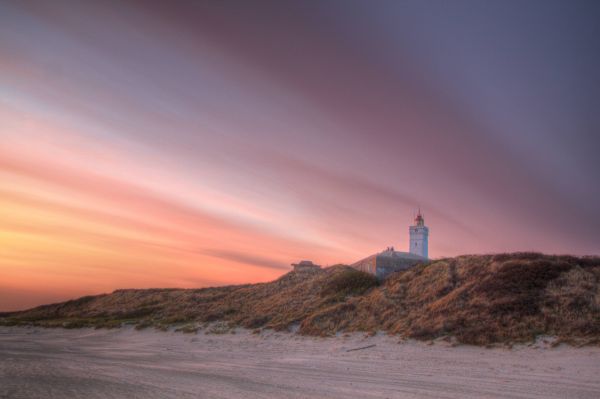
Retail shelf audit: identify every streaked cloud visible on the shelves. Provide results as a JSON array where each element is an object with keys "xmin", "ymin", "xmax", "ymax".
[{"xmin": 1, "ymin": 0, "xmax": 598, "ymax": 310}]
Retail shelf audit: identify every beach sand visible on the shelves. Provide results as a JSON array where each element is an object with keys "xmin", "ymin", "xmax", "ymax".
[{"xmin": 1, "ymin": 326, "xmax": 598, "ymax": 399}]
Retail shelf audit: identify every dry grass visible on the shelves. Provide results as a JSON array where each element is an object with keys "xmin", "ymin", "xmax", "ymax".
[{"xmin": 2, "ymin": 253, "xmax": 599, "ymax": 345}]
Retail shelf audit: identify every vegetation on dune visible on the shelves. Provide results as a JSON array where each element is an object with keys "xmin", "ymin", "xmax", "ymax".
[
  {"xmin": 377, "ymin": 254, "xmax": 600, "ymax": 345},
  {"xmin": 2, "ymin": 253, "xmax": 599, "ymax": 346},
  {"xmin": 321, "ymin": 268, "xmax": 379, "ymax": 298}
]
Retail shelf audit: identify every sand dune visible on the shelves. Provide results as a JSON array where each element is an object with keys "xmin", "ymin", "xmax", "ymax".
[
  {"xmin": 1, "ymin": 327, "xmax": 599, "ymax": 399},
  {"xmin": 7, "ymin": 254, "xmax": 599, "ymax": 346}
]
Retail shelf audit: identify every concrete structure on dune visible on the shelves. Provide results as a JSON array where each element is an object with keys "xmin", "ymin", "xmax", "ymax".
[
  {"xmin": 292, "ymin": 260, "xmax": 321, "ymax": 272},
  {"xmin": 351, "ymin": 210, "xmax": 429, "ymax": 280}
]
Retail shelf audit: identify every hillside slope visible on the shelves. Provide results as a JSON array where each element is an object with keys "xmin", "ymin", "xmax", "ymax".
[{"xmin": 2, "ymin": 253, "xmax": 599, "ymax": 345}]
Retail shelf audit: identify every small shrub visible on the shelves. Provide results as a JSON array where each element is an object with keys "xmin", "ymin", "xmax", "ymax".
[
  {"xmin": 135, "ymin": 320, "xmax": 153, "ymax": 330},
  {"xmin": 95, "ymin": 319, "xmax": 122, "ymax": 329},
  {"xmin": 479, "ymin": 259, "xmax": 573, "ymax": 316},
  {"xmin": 321, "ymin": 269, "xmax": 378, "ymax": 299},
  {"xmin": 0, "ymin": 318, "xmax": 19, "ymax": 327},
  {"xmin": 117, "ymin": 306, "xmax": 159, "ymax": 319},
  {"xmin": 63, "ymin": 319, "xmax": 89, "ymax": 329},
  {"xmin": 175, "ymin": 324, "xmax": 198, "ymax": 334},
  {"xmin": 206, "ymin": 321, "xmax": 231, "ymax": 334},
  {"xmin": 243, "ymin": 316, "xmax": 269, "ymax": 329}
]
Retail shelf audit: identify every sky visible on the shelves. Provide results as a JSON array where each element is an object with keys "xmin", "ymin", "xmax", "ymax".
[{"xmin": 1, "ymin": 0, "xmax": 599, "ymax": 311}]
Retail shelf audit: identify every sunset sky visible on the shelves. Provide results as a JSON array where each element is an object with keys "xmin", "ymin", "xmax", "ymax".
[{"xmin": 1, "ymin": 0, "xmax": 599, "ymax": 311}]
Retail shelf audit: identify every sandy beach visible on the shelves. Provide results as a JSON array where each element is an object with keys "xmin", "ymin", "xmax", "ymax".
[{"xmin": 1, "ymin": 327, "xmax": 599, "ymax": 399}]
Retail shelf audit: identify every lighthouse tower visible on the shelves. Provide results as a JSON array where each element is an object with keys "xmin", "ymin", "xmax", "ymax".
[{"xmin": 409, "ymin": 210, "xmax": 429, "ymax": 258}]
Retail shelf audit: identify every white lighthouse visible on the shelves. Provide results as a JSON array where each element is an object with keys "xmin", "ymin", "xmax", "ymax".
[
  {"xmin": 409, "ymin": 210, "xmax": 429, "ymax": 259},
  {"xmin": 349, "ymin": 210, "xmax": 430, "ymax": 280}
]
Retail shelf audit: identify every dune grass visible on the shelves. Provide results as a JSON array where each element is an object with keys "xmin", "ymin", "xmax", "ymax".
[{"xmin": 2, "ymin": 253, "xmax": 599, "ymax": 345}]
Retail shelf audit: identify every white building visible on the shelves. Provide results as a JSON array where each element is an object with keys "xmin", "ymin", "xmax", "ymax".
[
  {"xmin": 350, "ymin": 211, "xmax": 430, "ymax": 280},
  {"xmin": 409, "ymin": 210, "xmax": 429, "ymax": 258}
]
